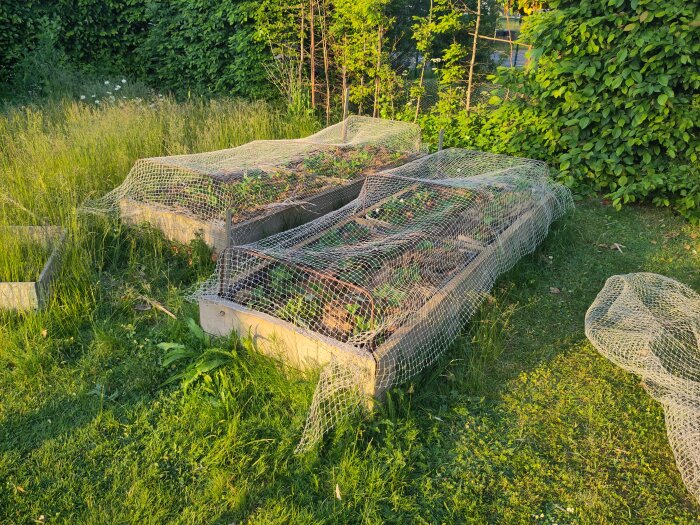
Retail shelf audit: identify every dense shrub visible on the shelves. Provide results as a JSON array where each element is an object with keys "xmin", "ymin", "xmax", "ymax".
[
  {"xmin": 138, "ymin": 1, "xmax": 270, "ymax": 98},
  {"xmin": 56, "ymin": 0, "xmax": 147, "ymax": 73},
  {"xmin": 488, "ymin": 0, "xmax": 700, "ymax": 220},
  {"xmin": 0, "ymin": 2, "xmax": 41, "ymax": 86},
  {"xmin": 0, "ymin": 1, "xmax": 271, "ymax": 99}
]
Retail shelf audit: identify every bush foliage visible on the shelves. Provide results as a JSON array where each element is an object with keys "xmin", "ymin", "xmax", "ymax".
[
  {"xmin": 488, "ymin": 0, "xmax": 700, "ymax": 220},
  {"xmin": 0, "ymin": 0, "xmax": 269, "ymax": 98}
]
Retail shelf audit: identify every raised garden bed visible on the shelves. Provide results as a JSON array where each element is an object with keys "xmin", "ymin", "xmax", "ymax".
[
  {"xmin": 119, "ymin": 175, "xmax": 367, "ymax": 252},
  {"xmin": 197, "ymin": 150, "xmax": 573, "ymax": 395},
  {"xmin": 87, "ymin": 116, "xmax": 424, "ymax": 252},
  {"xmin": 0, "ymin": 226, "xmax": 66, "ymax": 311}
]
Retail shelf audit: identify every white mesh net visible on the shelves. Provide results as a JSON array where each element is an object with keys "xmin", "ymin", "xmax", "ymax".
[
  {"xmin": 585, "ymin": 273, "xmax": 700, "ymax": 503},
  {"xmin": 193, "ymin": 148, "xmax": 574, "ymax": 451},
  {"xmin": 80, "ymin": 116, "xmax": 423, "ymax": 247}
]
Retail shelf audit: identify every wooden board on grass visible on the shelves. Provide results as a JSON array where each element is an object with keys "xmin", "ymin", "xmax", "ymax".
[{"xmin": 0, "ymin": 226, "xmax": 67, "ymax": 311}]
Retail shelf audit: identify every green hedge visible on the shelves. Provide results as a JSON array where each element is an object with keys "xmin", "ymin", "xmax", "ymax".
[
  {"xmin": 489, "ymin": 0, "xmax": 700, "ymax": 220},
  {"xmin": 0, "ymin": 2, "xmax": 41, "ymax": 83},
  {"xmin": 138, "ymin": 1, "xmax": 269, "ymax": 98},
  {"xmin": 0, "ymin": 1, "xmax": 270, "ymax": 98}
]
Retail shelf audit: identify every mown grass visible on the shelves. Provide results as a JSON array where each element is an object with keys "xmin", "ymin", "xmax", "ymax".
[{"xmin": 1, "ymin": 97, "xmax": 699, "ymax": 524}]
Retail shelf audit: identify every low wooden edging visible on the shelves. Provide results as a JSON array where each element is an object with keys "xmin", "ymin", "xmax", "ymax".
[
  {"xmin": 119, "ymin": 178, "xmax": 365, "ymax": 253},
  {"xmin": 199, "ymin": 297, "xmax": 378, "ymax": 394},
  {"xmin": 0, "ymin": 226, "xmax": 67, "ymax": 311},
  {"xmin": 199, "ymin": 194, "xmax": 558, "ymax": 397}
]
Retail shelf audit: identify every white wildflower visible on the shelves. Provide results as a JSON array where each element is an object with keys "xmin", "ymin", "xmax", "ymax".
[
  {"xmin": 95, "ymin": 100, "xmax": 100, "ymax": 105},
  {"xmin": 80, "ymin": 95, "xmax": 86, "ymax": 100},
  {"xmin": 114, "ymin": 85, "xmax": 121, "ymax": 91},
  {"xmin": 104, "ymin": 80, "xmax": 110, "ymax": 85},
  {"xmin": 121, "ymin": 78, "xmax": 127, "ymax": 83},
  {"xmin": 106, "ymin": 91, "xmax": 112, "ymax": 95}
]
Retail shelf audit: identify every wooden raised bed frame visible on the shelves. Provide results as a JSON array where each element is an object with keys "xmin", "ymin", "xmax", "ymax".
[
  {"xmin": 199, "ymin": 186, "xmax": 558, "ymax": 397},
  {"xmin": 118, "ymin": 153, "xmax": 424, "ymax": 252},
  {"xmin": 0, "ymin": 226, "xmax": 67, "ymax": 311},
  {"xmin": 119, "ymin": 178, "xmax": 365, "ymax": 253}
]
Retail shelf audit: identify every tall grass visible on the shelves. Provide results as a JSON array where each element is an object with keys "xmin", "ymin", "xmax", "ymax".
[
  {"xmin": 0, "ymin": 96, "xmax": 319, "ymax": 380},
  {"xmin": 0, "ymin": 97, "xmax": 319, "ymax": 226}
]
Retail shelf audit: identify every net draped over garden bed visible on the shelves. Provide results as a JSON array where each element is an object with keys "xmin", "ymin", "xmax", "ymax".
[
  {"xmin": 81, "ymin": 116, "xmax": 423, "ymax": 225},
  {"xmin": 586, "ymin": 273, "xmax": 700, "ymax": 504},
  {"xmin": 194, "ymin": 149, "xmax": 574, "ymax": 450}
]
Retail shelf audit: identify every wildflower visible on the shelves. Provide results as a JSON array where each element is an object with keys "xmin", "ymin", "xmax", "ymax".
[
  {"xmin": 91, "ymin": 94, "xmax": 96, "ymax": 98},
  {"xmin": 95, "ymin": 100, "xmax": 100, "ymax": 105},
  {"xmin": 80, "ymin": 95, "xmax": 86, "ymax": 100},
  {"xmin": 115, "ymin": 85, "xmax": 121, "ymax": 91},
  {"xmin": 121, "ymin": 78, "xmax": 127, "ymax": 84},
  {"xmin": 104, "ymin": 80, "xmax": 110, "ymax": 85},
  {"xmin": 106, "ymin": 91, "xmax": 112, "ymax": 95}
]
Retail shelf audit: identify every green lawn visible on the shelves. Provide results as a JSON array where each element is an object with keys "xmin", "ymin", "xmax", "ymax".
[{"xmin": 1, "ymin": 98, "xmax": 699, "ymax": 524}]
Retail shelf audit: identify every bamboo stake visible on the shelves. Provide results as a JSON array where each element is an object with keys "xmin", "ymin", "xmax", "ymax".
[
  {"xmin": 414, "ymin": 0, "xmax": 433, "ymax": 122},
  {"xmin": 505, "ymin": 3, "xmax": 514, "ymax": 67},
  {"xmin": 299, "ymin": 3, "xmax": 305, "ymax": 86},
  {"xmin": 310, "ymin": 0, "xmax": 316, "ymax": 108},
  {"xmin": 465, "ymin": 0, "xmax": 481, "ymax": 113},
  {"xmin": 342, "ymin": 74, "xmax": 349, "ymax": 142},
  {"xmin": 373, "ymin": 26, "xmax": 382, "ymax": 118},
  {"xmin": 467, "ymin": 32, "xmax": 531, "ymax": 48},
  {"xmin": 320, "ymin": 0, "xmax": 331, "ymax": 124}
]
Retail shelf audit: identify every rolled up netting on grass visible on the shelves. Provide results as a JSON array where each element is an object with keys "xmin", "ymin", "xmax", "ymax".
[
  {"xmin": 192, "ymin": 149, "xmax": 574, "ymax": 451},
  {"xmin": 79, "ymin": 116, "xmax": 423, "ymax": 249},
  {"xmin": 585, "ymin": 273, "xmax": 700, "ymax": 502}
]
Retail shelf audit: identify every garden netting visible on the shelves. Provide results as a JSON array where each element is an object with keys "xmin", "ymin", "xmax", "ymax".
[
  {"xmin": 80, "ymin": 116, "xmax": 423, "ymax": 228},
  {"xmin": 586, "ymin": 273, "xmax": 700, "ymax": 504},
  {"xmin": 193, "ymin": 148, "xmax": 574, "ymax": 451}
]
